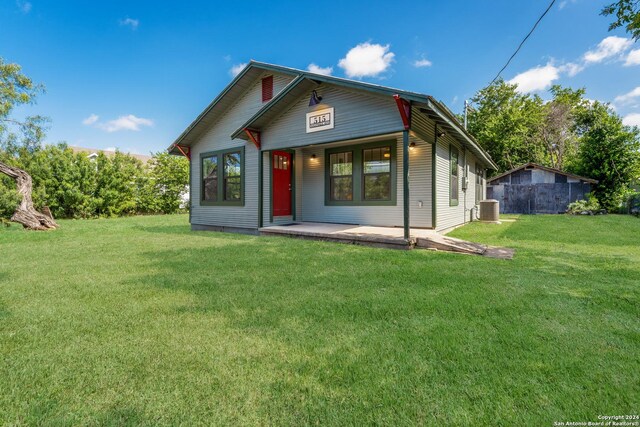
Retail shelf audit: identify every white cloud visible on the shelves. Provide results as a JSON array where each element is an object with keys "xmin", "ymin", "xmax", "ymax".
[
  {"xmin": 509, "ymin": 63, "xmax": 560, "ymax": 93},
  {"xmin": 16, "ymin": 0, "xmax": 31, "ymax": 13},
  {"xmin": 614, "ymin": 86, "xmax": 640, "ymax": 104},
  {"xmin": 229, "ymin": 63, "xmax": 247, "ymax": 77},
  {"xmin": 625, "ymin": 49, "xmax": 640, "ymax": 66},
  {"xmin": 558, "ymin": 0, "xmax": 577, "ymax": 10},
  {"xmin": 583, "ymin": 36, "xmax": 632, "ymax": 63},
  {"xmin": 413, "ymin": 58, "xmax": 432, "ymax": 68},
  {"xmin": 119, "ymin": 17, "xmax": 139, "ymax": 30},
  {"xmin": 82, "ymin": 114, "xmax": 99, "ymax": 126},
  {"xmin": 559, "ymin": 62, "xmax": 584, "ymax": 77},
  {"xmin": 95, "ymin": 115, "xmax": 154, "ymax": 132},
  {"xmin": 622, "ymin": 113, "xmax": 640, "ymax": 127},
  {"xmin": 338, "ymin": 42, "xmax": 395, "ymax": 78},
  {"xmin": 307, "ymin": 63, "xmax": 333, "ymax": 75}
]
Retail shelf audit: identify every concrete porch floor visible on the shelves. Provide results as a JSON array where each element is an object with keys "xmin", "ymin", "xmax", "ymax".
[{"xmin": 259, "ymin": 222, "xmax": 514, "ymax": 258}]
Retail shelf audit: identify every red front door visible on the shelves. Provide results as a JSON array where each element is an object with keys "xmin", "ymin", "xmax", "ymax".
[{"xmin": 272, "ymin": 151, "xmax": 292, "ymax": 216}]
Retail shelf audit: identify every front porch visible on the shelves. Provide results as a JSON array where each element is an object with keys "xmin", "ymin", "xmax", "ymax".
[
  {"xmin": 260, "ymin": 132, "xmax": 435, "ymax": 233},
  {"xmin": 259, "ymin": 222, "xmax": 510, "ymax": 256}
]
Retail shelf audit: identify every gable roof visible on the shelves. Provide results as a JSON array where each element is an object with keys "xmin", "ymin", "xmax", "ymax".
[
  {"xmin": 488, "ymin": 163, "xmax": 598, "ymax": 184},
  {"xmin": 168, "ymin": 60, "xmax": 497, "ymax": 169}
]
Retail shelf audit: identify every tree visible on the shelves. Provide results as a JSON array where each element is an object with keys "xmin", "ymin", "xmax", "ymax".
[
  {"xmin": 572, "ymin": 101, "xmax": 640, "ymax": 210},
  {"xmin": 0, "ymin": 57, "xmax": 58, "ymax": 230},
  {"xmin": 141, "ymin": 152, "xmax": 189, "ymax": 214},
  {"xmin": 601, "ymin": 0, "xmax": 640, "ymax": 41},
  {"xmin": 538, "ymin": 86, "xmax": 586, "ymax": 170},
  {"xmin": 94, "ymin": 152, "xmax": 144, "ymax": 217},
  {"xmin": 467, "ymin": 79, "xmax": 546, "ymax": 172}
]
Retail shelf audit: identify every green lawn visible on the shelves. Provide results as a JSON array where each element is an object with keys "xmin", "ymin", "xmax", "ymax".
[{"xmin": 0, "ymin": 214, "xmax": 638, "ymax": 426}]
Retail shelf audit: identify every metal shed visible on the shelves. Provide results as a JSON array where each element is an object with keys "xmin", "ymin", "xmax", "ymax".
[{"xmin": 487, "ymin": 163, "xmax": 597, "ymax": 214}]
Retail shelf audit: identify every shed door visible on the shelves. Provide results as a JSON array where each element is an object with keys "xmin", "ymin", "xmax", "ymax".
[{"xmin": 272, "ymin": 151, "xmax": 292, "ymax": 216}]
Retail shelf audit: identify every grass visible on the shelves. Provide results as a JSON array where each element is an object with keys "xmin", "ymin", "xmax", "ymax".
[{"xmin": 0, "ymin": 214, "xmax": 638, "ymax": 426}]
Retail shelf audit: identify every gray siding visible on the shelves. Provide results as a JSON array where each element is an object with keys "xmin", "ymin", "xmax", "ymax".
[
  {"xmin": 190, "ymin": 72, "xmax": 294, "ymax": 229},
  {"xmin": 296, "ymin": 134, "xmax": 432, "ymax": 228},
  {"xmin": 261, "ymin": 84, "xmax": 404, "ymax": 150},
  {"xmin": 435, "ymin": 134, "xmax": 483, "ymax": 232}
]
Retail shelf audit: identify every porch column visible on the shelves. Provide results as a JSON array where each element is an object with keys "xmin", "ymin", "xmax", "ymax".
[{"xmin": 403, "ymin": 129, "xmax": 410, "ymax": 240}]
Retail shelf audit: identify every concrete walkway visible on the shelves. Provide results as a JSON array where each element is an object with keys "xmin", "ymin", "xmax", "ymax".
[{"xmin": 259, "ymin": 222, "xmax": 514, "ymax": 258}]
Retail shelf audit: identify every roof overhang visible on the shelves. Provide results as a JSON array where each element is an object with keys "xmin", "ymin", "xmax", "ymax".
[
  {"xmin": 413, "ymin": 98, "xmax": 498, "ymax": 170},
  {"xmin": 167, "ymin": 62, "xmax": 300, "ymax": 155},
  {"xmin": 488, "ymin": 162, "xmax": 598, "ymax": 184},
  {"xmin": 168, "ymin": 60, "xmax": 498, "ymax": 170}
]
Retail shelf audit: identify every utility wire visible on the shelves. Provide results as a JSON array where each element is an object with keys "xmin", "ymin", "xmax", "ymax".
[{"xmin": 489, "ymin": 0, "xmax": 557, "ymax": 86}]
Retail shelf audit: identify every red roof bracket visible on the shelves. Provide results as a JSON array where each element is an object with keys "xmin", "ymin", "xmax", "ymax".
[
  {"xmin": 244, "ymin": 128, "xmax": 261, "ymax": 150},
  {"xmin": 175, "ymin": 144, "xmax": 191, "ymax": 160},
  {"xmin": 393, "ymin": 94, "xmax": 411, "ymax": 130}
]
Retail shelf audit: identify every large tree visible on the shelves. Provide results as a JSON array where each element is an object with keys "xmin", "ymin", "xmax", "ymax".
[
  {"xmin": 0, "ymin": 58, "xmax": 57, "ymax": 230},
  {"xmin": 572, "ymin": 101, "xmax": 640, "ymax": 210},
  {"xmin": 538, "ymin": 86, "xmax": 586, "ymax": 171},
  {"xmin": 467, "ymin": 79, "xmax": 546, "ymax": 172},
  {"xmin": 602, "ymin": 0, "xmax": 640, "ymax": 40}
]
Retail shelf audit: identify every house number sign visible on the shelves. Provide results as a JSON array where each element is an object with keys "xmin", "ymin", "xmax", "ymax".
[{"xmin": 306, "ymin": 107, "xmax": 334, "ymax": 133}]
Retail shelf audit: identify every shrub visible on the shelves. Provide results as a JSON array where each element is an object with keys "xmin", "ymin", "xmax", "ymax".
[
  {"xmin": 566, "ymin": 194, "xmax": 603, "ymax": 215},
  {"xmin": 628, "ymin": 192, "xmax": 640, "ymax": 217}
]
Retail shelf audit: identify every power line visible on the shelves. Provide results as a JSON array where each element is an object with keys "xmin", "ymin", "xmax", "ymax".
[{"xmin": 489, "ymin": 0, "xmax": 557, "ymax": 86}]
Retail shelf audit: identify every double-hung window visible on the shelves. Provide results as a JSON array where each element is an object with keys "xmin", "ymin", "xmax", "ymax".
[
  {"xmin": 325, "ymin": 142, "xmax": 396, "ymax": 205},
  {"xmin": 329, "ymin": 151, "xmax": 353, "ymax": 201},
  {"xmin": 363, "ymin": 147, "xmax": 391, "ymax": 201},
  {"xmin": 450, "ymin": 145, "xmax": 459, "ymax": 206},
  {"xmin": 475, "ymin": 163, "xmax": 483, "ymax": 204},
  {"xmin": 200, "ymin": 147, "xmax": 244, "ymax": 205}
]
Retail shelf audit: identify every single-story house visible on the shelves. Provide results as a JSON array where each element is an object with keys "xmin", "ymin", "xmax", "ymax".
[
  {"xmin": 487, "ymin": 163, "xmax": 597, "ymax": 214},
  {"xmin": 168, "ymin": 61, "xmax": 497, "ymax": 238}
]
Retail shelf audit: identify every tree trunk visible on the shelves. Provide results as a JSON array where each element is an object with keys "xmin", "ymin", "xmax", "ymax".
[{"xmin": 0, "ymin": 161, "xmax": 58, "ymax": 230}]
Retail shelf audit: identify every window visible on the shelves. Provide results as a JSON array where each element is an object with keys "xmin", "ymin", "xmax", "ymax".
[
  {"xmin": 273, "ymin": 154, "xmax": 289, "ymax": 170},
  {"xmin": 450, "ymin": 145, "xmax": 459, "ymax": 206},
  {"xmin": 363, "ymin": 147, "xmax": 391, "ymax": 200},
  {"xmin": 224, "ymin": 152, "xmax": 241, "ymax": 201},
  {"xmin": 475, "ymin": 163, "xmax": 483, "ymax": 204},
  {"xmin": 261, "ymin": 76, "xmax": 273, "ymax": 102},
  {"xmin": 329, "ymin": 151, "xmax": 353, "ymax": 201},
  {"xmin": 325, "ymin": 142, "xmax": 396, "ymax": 206},
  {"xmin": 200, "ymin": 148, "xmax": 244, "ymax": 206},
  {"xmin": 202, "ymin": 155, "xmax": 218, "ymax": 202}
]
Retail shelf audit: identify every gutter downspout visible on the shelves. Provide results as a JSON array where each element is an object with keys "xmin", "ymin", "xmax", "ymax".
[
  {"xmin": 432, "ymin": 123, "xmax": 438, "ymax": 230},
  {"xmin": 463, "ymin": 147, "xmax": 467, "ymax": 224},
  {"xmin": 258, "ymin": 150, "xmax": 263, "ymax": 228}
]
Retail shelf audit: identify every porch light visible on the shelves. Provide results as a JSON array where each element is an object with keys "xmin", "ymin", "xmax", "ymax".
[
  {"xmin": 437, "ymin": 130, "xmax": 446, "ymax": 138},
  {"xmin": 310, "ymin": 154, "xmax": 317, "ymax": 160},
  {"xmin": 308, "ymin": 90, "xmax": 323, "ymax": 107},
  {"xmin": 409, "ymin": 142, "xmax": 416, "ymax": 151}
]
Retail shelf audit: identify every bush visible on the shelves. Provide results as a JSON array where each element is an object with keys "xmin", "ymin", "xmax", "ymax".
[
  {"xmin": 0, "ymin": 177, "xmax": 20, "ymax": 219},
  {"xmin": 566, "ymin": 194, "xmax": 604, "ymax": 215},
  {"xmin": 1, "ymin": 144, "xmax": 189, "ymax": 221},
  {"xmin": 628, "ymin": 192, "xmax": 640, "ymax": 217}
]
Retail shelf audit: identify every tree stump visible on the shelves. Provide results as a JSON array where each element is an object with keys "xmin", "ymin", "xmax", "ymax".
[{"xmin": 0, "ymin": 161, "xmax": 58, "ymax": 230}]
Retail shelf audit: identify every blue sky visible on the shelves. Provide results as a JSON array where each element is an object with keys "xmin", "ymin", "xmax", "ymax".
[{"xmin": 1, "ymin": 0, "xmax": 639, "ymax": 155}]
